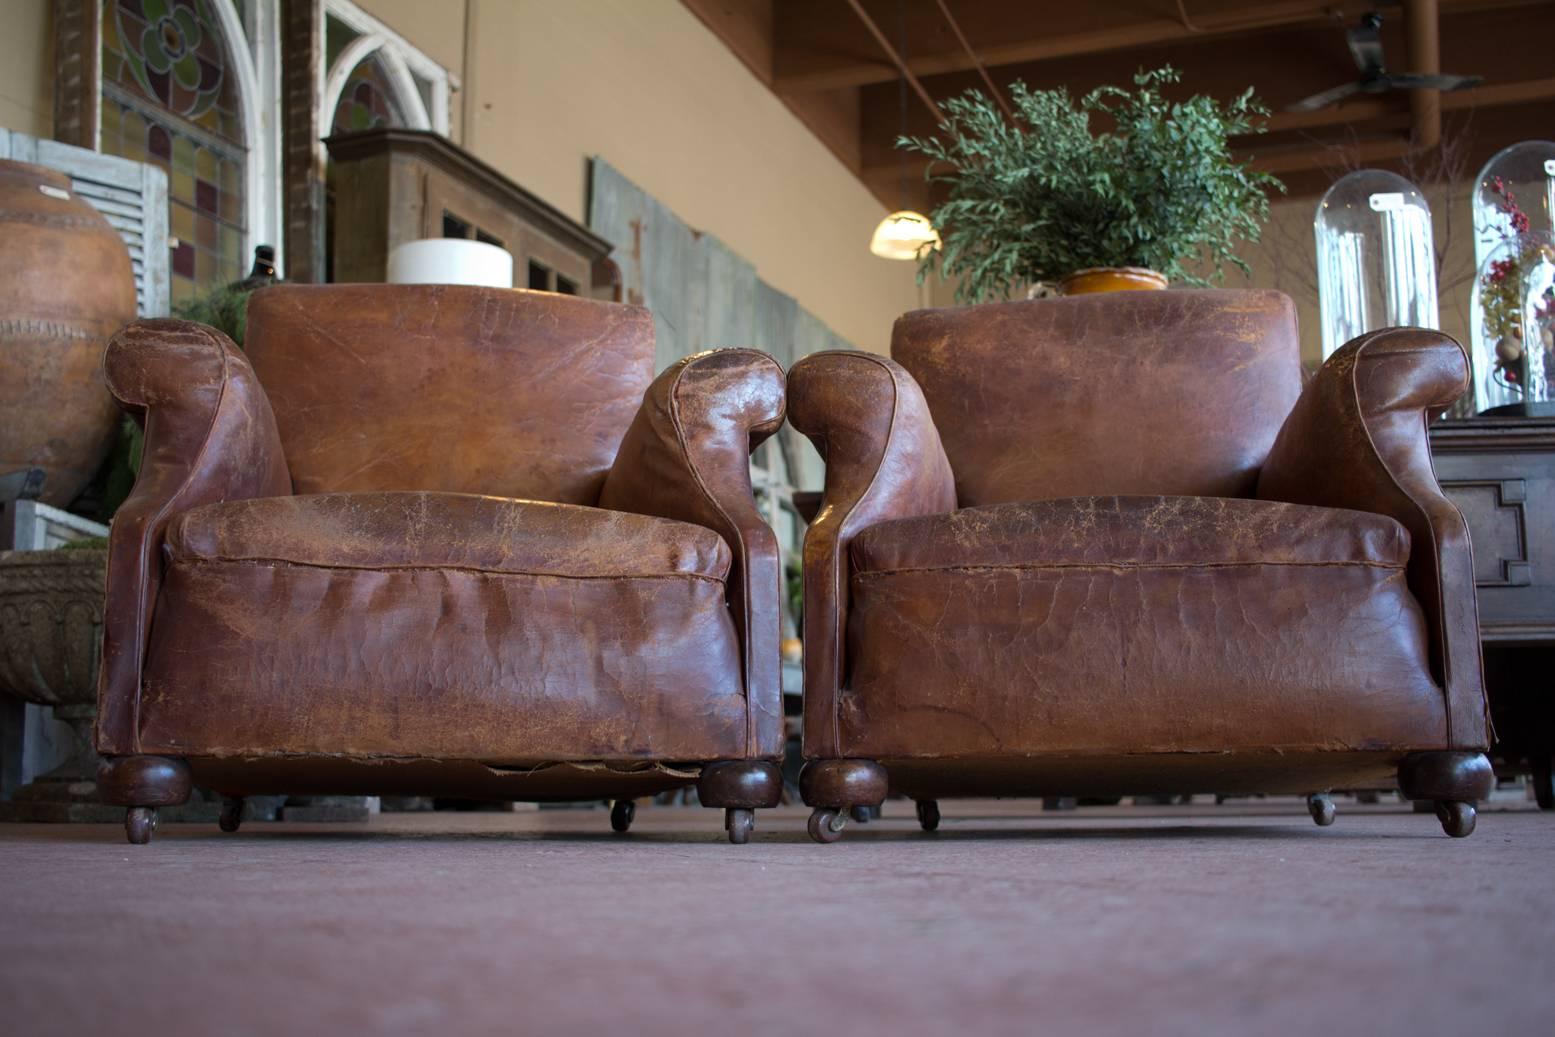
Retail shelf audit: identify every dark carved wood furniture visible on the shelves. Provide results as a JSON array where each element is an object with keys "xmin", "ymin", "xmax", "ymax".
[
  {"xmin": 324, "ymin": 128, "xmax": 612, "ymax": 296},
  {"xmin": 94, "ymin": 284, "xmax": 786, "ymax": 845},
  {"xmin": 789, "ymin": 291, "xmax": 1494, "ymax": 842},
  {"xmin": 1430, "ymin": 416, "xmax": 1555, "ymax": 809}
]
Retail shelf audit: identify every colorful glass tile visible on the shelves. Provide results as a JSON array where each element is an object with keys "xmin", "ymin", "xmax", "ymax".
[
  {"xmin": 100, "ymin": 0, "xmax": 248, "ymax": 302},
  {"xmin": 332, "ymin": 54, "xmax": 406, "ymax": 135},
  {"xmin": 104, "ymin": 0, "xmax": 240, "ymax": 136}
]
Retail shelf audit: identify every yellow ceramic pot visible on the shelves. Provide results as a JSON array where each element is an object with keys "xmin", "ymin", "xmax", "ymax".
[{"xmin": 1058, "ymin": 266, "xmax": 1168, "ymax": 295}]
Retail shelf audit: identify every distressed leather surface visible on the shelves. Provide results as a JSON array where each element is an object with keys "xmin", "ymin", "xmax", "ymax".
[
  {"xmin": 798, "ymin": 290, "xmax": 1484, "ymax": 778},
  {"xmin": 96, "ymin": 320, "xmax": 290, "ymax": 755},
  {"xmin": 600, "ymin": 349, "xmax": 787, "ymax": 758},
  {"xmin": 1259, "ymin": 327, "xmax": 1489, "ymax": 749},
  {"xmin": 98, "ymin": 290, "xmax": 784, "ymax": 781},
  {"xmin": 843, "ymin": 497, "xmax": 1444, "ymax": 758},
  {"xmin": 786, "ymin": 351, "xmax": 957, "ymax": 757},
  {"xmin": 170, "ymin": 491, "xmax": 731, "ymax": 580},
  {"xmin": 891, "ymin": 290, "xmax": 1303, "ymax": 504},
  {"xmin": 138, "ymin": 544, "xmax": 747, "ymax": 761},
  {"xmin": 243, "ymin": 284, "xmax": 654, "ymax": 504},
  {"xmin": 851, "ymin": 496, "xmax": 1411, "ymax": 572}
]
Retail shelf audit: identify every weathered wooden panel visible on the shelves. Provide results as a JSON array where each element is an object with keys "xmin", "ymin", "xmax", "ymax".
[{"xmin": 588, "ymin": 158, "xmax": 855, "ymax": 387}]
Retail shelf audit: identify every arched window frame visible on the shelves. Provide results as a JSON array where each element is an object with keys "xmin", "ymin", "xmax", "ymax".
[{"xmin": 320, "ymin": 0, "xmax": 452, "ymax": 136}]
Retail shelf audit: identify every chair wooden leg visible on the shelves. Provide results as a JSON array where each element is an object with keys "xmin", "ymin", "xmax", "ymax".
[
  {"xmin": 219, "ymin": 797, "xmax": 245, "ymax": 833},
  {"xmin": 1532, "ymin": 755, "xmax": 1554, "ymax": 811},
  {"xmin": 799, "ymin": 760, "xmax": 888, "ymax": 845},
  {"xmin": 1397, "ymin": 752, "xmax": 1493, "ymax": 838},
  {"xmin": 97, "ymin": 756, "xmax": 192, "ymax": 846},
  {"xmin": 697, "ymin": 761, "xmax": 781, "ymax": 845}
]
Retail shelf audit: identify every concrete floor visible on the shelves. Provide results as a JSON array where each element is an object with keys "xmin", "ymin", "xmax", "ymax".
[{"xmin": 1, "ymin": 798, "xmax": 1551, "ymax": 1036}]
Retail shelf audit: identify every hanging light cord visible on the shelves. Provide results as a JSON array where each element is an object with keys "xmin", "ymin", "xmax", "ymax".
[
  {"xmin": 933, "ymin": 0, "xmax": 1013, "ymax": 118},
  {"xmin": 845, "ymin": 0, "xmax": 944, "ymax": 123}
]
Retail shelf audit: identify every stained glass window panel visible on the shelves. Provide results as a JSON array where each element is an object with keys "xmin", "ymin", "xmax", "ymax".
[
  {"xmin": 332, "ymin": 55, "xmax": 406, "ymax": 135},
  {"xmin": 100, "ymin": 0, "xmax": 247, "ymax": 302}
]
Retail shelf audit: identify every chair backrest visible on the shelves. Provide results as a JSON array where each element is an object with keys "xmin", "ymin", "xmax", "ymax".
[
  {"xmin": 891, "ymin": 289, "xmax": 1303, "ymax": 506},
  {"xmin": 244, "ymin": 284, "xmax": 655, "ymax": 505}
]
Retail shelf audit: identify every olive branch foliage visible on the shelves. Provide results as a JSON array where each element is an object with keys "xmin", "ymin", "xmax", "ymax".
[{"xmin": 898, "ymin": 67, "xmax": 1284, "ymax": 303}]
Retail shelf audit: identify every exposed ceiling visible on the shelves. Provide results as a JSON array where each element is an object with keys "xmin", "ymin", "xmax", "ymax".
[{"xmin": 683, "ymin": 0, "xmax": 1555, "ymax": 209}]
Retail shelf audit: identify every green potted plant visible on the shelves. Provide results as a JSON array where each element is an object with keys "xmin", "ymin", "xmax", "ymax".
[{"xmin": 899, "ymin": 66, "xmax": 1283, "ymax": 302}]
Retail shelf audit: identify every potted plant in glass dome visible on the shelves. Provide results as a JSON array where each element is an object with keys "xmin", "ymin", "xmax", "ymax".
[{"xmin": 898, "ymin": 66, "xmax": 1282, "ymax": 302}]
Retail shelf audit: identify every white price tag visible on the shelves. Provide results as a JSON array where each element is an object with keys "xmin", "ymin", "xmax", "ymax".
[{"xmin": 1369, "ymin": 192, "xmax": 1405, "ymax": 212}]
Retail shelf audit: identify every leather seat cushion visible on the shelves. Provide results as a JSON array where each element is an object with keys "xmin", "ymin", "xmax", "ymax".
[
  {"xmin": 840, "ymin": 495, "xmax": 1447, "ymax": 758},
  {"xmin": 139, "ymin": 492, "xmax": 750, "ymax": 761},
  {"xmin": 850, "ymin": 495, "xmax": 1411, "ymax": 573},
  {"xmin": 167, "ymin": 491, "xmax": 732, "ymax": 579}
]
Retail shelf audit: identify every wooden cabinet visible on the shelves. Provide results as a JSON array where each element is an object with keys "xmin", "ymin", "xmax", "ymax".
[
  {"xmin": 1430, "ymin": 417, "xmax": 1555, "ymax": 807},
  {"xmin": 324, "ymin": 129, "xmax": 612, "ymax": 295}
]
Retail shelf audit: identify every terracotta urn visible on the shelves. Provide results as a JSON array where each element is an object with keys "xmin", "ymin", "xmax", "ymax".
[
  {"xmin": 0, "ymin": 161, "xmax": 136, "ymax": 506},
  {"xmin": 1058, "ymin": 266, "xmax": 1169, "ymax": 295}
]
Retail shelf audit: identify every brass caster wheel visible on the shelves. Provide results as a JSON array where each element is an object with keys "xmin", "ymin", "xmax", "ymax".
[
  {"xmin": 807, "ymin": 808, "xmax": 846, "ymax": 844},
  {"xmin": 610, "ymin": 800, "xmax": 635, "ymax": 834},
  {"xmin": 725, "ymin": 808, "xmax": 754, "ymax": 845},
  {"xmin": 916, "ymin": 799, "xmax": 941, "ymax": 832},
  {"xmin": 218, "ymin": 798, "xmax": 244, "ymax": 833},
  {"xmin": 125, "ymin": 806, "xmax": 157, "ymax": 845},
  {"xmin": 1306, "ymin": 793, "xmax": 1336, "ymax": 827},
  {"xmin": 1435, "ymin": 801, "xmax": 1476, "ymax": 838}
]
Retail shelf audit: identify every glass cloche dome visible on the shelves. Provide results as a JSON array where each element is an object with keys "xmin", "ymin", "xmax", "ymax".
[
  {"xmin": 1315, "ymin": 170, "xmax": 1439, "ymax": 360},
  {"xmin": 1469, "ymin": 141, "xmax": 1555, "ymax": 414},
  {"xmin": 1469, "ymin": 231, "xmax": 1555, "ymax": 416},
  {"xmin": 1472, "ymin": 141, "xmax": 1555, "ymax": 274}
]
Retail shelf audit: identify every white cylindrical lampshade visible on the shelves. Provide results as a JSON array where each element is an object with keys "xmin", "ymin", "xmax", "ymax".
[{"xmin": 387, "ymin": 238, "xmax": 514, "ymax": 288}]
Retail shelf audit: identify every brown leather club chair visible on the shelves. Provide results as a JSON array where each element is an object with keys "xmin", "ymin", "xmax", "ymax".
[
  {"xmin": 94, "ymin": 284, "xmax": 786, "ymax": 845},
  {"xmin": 788, "ymin": 289, "xmax": 1492, "ymax": 843}
]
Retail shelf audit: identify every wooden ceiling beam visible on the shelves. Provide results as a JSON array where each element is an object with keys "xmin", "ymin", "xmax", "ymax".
[
  {"xmin": 773, "ymin": 0, "xmax": 1548, "ymax": 93},
  {"xmin": 776, "ymin": 0, "xmax": 1353, "ymax": 92},
  {"xmin": 1405, "ymin": 0, "xmax": 1443, "ymax": 149}
]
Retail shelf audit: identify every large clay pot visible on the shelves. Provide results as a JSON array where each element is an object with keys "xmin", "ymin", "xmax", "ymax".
[
  {"xmin": 1058, "ymin": 266, "xmax": 1169, "ymax": 295},
  {"xmin": 0, "ymin": 161, "xmax": 136, "ymax": 506}
]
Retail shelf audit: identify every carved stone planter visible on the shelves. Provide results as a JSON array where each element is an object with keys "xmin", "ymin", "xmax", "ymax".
[{"xmin": 0, "ymin": 548, "xmax": 121, "ymax": 821}]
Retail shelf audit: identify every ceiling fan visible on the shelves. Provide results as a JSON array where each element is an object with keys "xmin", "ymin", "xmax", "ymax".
[{"xmin": 1286, "ymin": 12, "xmax": 1483, "ymax": 113}]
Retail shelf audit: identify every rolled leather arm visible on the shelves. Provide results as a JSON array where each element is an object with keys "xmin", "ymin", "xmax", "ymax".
[
  {"xmin": 598, "ymin": 348, "xmax": 787, "ymax": 759},
  {"xmin": 1256, "ymin": 327, "xmax": 1488, "ymax": 749},
  {"xmin": 96, "ymin": 319, "xmax": 291, "ymax": 755},
  {"xmin": 787, "ymin": 351, "xmax": 958, "ymax": 758}
]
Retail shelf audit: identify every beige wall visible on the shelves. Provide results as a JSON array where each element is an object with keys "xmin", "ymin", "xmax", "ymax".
[
  {"xmin": 0, "ymin": 0, "xmax": 916, "ymax": 354},
  {"xmin": 359, "ymin": 0, "xmax": 919, "ymax": 354},
  {"xmin": 0, "ymin": 0, "xmax": 51, "ymax": 138}
]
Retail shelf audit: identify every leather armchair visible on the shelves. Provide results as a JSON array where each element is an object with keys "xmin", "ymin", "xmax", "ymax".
[
  {"xmin": 789, "ymin": 290, "xmax": 1491, "ymax": 843},
  {"xmin": 95, "ymin": 284, "xmax": 786, "ymax": 845}
]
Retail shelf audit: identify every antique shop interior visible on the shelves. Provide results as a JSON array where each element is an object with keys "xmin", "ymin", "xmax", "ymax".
[{"xmin": 1, "ymin": 1, "xmax": 1552, "ymax": 1033}]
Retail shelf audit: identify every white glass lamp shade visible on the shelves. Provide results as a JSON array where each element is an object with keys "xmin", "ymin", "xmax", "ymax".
[
  {"xmin": 1472, "ymin": 140, "xmax": 1555, "ymax": 276},
  {"xmin": 1469, "ymin": 231, "xmax": 1555, "ymax": 415},
  {"xmin": 386, "ymin": 238, "xmax": 514, "ymax": 288},
  {"xmin": 870, "ymin": 210, "xmax": 941, "ymax": 260},
  {"xmin": 1314, "ymin": 170, "xmax": 1439, "ymax": 360}
]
